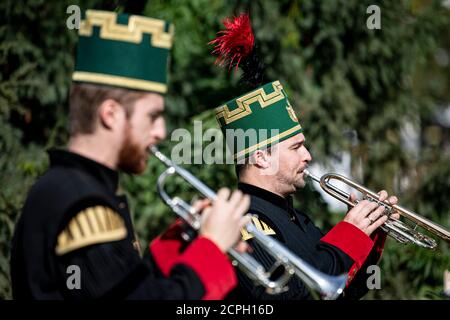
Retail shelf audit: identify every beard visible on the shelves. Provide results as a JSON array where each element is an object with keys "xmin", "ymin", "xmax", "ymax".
[
  {"xmin": 294, "ymin": 176, "xmax": 306, "ymax": 189},
  {"xmin": 117, "ymin": 125, "xmax": 148, "ymax": 174},
  {"xmin": 277, "ymin": 169, "xmax": 306, "ymax": 194}
]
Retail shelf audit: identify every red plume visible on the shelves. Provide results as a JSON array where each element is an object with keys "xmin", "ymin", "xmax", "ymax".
[{"xmin": 209, "ymin": 13, "xmax": 255, "ymax": 70}]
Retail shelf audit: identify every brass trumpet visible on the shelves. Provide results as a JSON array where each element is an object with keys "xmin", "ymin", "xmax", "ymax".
[
  {"xmin": 150, "ymin": 146, "xmax": 348, "ymax": 299},
  {"xmin": 304, "ymin": 170, "xmax": 450, "ymax": 249}
]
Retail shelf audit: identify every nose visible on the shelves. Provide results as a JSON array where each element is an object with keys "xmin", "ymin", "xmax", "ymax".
[
  {"xmin": 152, "ymin": 117, "xmax": 167, "ymax": 144},
  {"xmin": 303, "ymin": 146, "xmax": 312, "ymax": 163}
]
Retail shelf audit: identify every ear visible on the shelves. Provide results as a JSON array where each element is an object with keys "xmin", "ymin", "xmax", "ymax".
[
  {"xmin": 252, "ymin": 150, "xmax": 271, "ymax": 169},
  {"xmin": 98, "ymin": 99, "xmax": 124, "ymax": 130}
]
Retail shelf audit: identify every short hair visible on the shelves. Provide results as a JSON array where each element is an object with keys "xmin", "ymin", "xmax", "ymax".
[
  {"xmin": 69, "ymin": 83, "xmax": 147, "ymax": 136},
  {"xmin": 235, "ymin": 145, "xmax": 274, "ymax": 178}
]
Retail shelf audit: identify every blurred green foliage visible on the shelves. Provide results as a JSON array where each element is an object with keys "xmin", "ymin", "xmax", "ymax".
[{"xmin": 0, "ymin": 0, "xmax": 449, "ymax": 299}]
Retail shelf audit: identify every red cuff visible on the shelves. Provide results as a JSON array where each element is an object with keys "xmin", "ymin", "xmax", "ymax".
[
  {"xmin": 371, "ymin": 228, "xmax": 387, "ymax": 263},
  {"xmin": 149, "ymin": 220, "xmax": 185, "ymax": 277},
  {"xmin": 175, "ymin": 236, "xmax": 237, "ymax": 300},
  {"xmin": 345, "ymin": 228, "xmax": 387, "ymax": 285},
  {"xmin": 321, "ymin": 221, "xmax": 374, "ymax": 269}
]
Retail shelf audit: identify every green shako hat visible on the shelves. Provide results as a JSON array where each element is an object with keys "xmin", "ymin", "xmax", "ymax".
[
  {"xmin": 73, "ymin": 10, "xmax": 173, "ymax": 94},
  {"xmin": 215, "ymin": 80, "xmax": 302, "ymax": 161},
  {"xmin": 210, "ymin": 14, "xmax": 302, "ymax": 161}
]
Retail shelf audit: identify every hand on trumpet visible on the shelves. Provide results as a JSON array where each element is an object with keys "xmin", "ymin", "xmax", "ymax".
[
  {"xmin": 343, "ymin": 190, "xmax": 400, "ymax": 236},
  {"xmin": 192, "ymin": 188, "xmax": 251, "ymax": 253}
]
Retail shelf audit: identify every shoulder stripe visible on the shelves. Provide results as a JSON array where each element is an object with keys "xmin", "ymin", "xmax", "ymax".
[
  {"xmin": 56, "ymin": 205, "xmax": 127, "ymax": 256},
  {"xmin": 241, "ymin": 216, "xmax": 276, "ymax": 241}
]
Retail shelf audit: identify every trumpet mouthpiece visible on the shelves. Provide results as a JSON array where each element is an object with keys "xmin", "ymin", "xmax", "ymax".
[{"xmin": 302, "ymin": 169, "xmax": 321, "ymax": 183}]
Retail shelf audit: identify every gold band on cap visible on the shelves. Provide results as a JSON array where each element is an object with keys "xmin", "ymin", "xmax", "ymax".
[{"xmin": 73, "ymin": 71, "xmax": 167, "ymax": 93}]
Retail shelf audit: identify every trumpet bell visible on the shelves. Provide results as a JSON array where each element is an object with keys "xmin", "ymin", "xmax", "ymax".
[{"xmin": 304, "ymin": 170, "xmax": 450, "ymax": 250}]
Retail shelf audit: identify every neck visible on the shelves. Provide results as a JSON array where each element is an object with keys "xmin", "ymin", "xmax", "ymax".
[
  {"xmin": 68, "ymin": 135, "xmax": 119, "ymax": 170},
  {"xmin": 239, "ymin": 171, "xmax": 292, "ymax": 198}
]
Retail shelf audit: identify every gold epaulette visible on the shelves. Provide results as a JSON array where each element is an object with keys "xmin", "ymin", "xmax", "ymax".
[
  {"xmin": 241, "ymin": 216, "xmax": 276, "ymax": 241},
  {"xmin": 55, "ymin": 205, "xmax": 127, "ymax": 256}
]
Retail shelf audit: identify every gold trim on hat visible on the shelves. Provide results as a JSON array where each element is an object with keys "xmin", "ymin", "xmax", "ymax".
[
  {"xmin": 286, "ymin": 101, "xmax": 299, "ymax": 123},
  {"xmin": 234, "ymin": 124, "xmax": 302, "ymax": 160},
  {"xmin": 215, "ymin": 81, "xmax": 285, "ymax": 125},
  {"xmin": 73, "ymin": 71, "xmax": 167, "ymax": 93},
  {"xmin": 79, "ymin": 10, "xmax": 174, "ymax": 49}
]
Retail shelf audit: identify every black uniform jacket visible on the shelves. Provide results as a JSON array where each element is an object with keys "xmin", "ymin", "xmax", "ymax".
[
  {"xmin": 226, "ymin": 183, "xmax": 387, "ymax": 300},
  {"xmin": 10, "ymin": 149, "xmax": 236, "ymax": 300}
]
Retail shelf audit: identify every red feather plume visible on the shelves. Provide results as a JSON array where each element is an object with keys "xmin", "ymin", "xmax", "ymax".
[{"xmin": 209, "ymin": 13, "xmax": 255, "ymax": 70}]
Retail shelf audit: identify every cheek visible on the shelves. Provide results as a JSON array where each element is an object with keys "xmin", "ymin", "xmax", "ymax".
[
  {"xmin": 277, "ymin": 154, "xmax": 291, "ymax": 172},
  {"xmin": 292, "ymin": 151, "xmax": 304, "ymax": 170},
  {"xmin": 118, "ymin": 120, "xmax": 130, "ymax": 142},
  {"xmin": 129, "ymin": 118, "xmax": 150, "ymax": 140}
]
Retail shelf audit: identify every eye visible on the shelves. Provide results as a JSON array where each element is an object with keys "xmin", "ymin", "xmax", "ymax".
[{"xmin": 148, "ymin": 112, "xmax": 161, "ymax": 123}]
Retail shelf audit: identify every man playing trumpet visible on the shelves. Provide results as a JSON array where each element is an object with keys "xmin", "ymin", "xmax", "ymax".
[
  {"xmin": 210, "ymin": 13, "xmax": 400, "ymax": 300},
  {"xmin": 10, "ymin": 8, "xmax": 250, "ymax": 300}
]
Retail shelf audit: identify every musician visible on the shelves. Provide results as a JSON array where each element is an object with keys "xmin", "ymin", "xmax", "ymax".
[
  {"xmin": 210, "ymin": 14, "xmax": 400, "ymax": 299},
  {"xmin": 10, "ymin": 9, "xmax": 250, "ymax": 300}
]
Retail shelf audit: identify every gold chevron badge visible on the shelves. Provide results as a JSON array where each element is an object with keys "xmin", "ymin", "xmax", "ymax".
[
  {"xmin": 55, "ymin": 205, "xmax": 127, "ymax": 256},
  {"xmin": 241, "ymin": 216, "xmax": 276, "ymax": 241}
]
